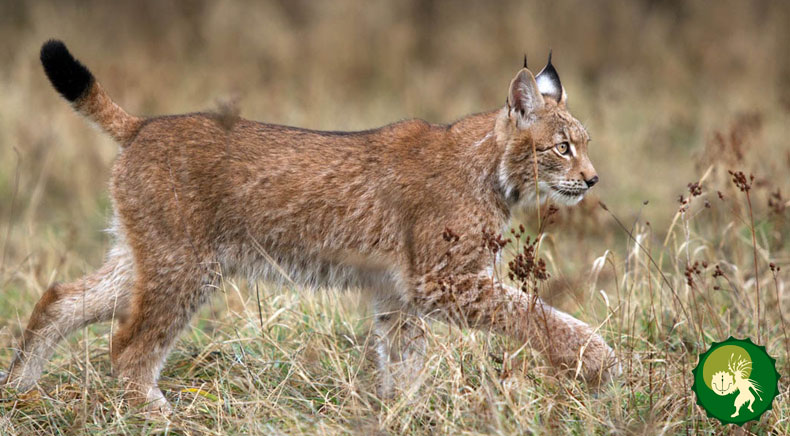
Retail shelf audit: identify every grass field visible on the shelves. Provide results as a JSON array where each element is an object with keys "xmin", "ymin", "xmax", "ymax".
[{"xmin": 1, "ymin": 1, "xmax": 788, "ymax": 434}]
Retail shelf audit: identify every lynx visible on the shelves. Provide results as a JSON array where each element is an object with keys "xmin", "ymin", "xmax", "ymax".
[{"xmin": 2, "ymin": 40, "xmax": 617, "ymax": 412}]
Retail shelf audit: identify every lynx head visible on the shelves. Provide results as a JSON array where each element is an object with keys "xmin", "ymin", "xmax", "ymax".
[{"xmin": 496, "ymin": 53, "xmax": 597, "ymax": 208}]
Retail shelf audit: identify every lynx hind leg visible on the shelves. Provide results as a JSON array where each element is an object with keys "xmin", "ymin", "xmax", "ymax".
[
  {"xmin": 110, "ymin": 250, "xmax": 215, "ymax": 414},
  {"xmin": 373, "ymin": 298, "xmax": 427, "ymax": 399},
  {"xmin": 3, "ymin": 243, "xmax": 134, "ymax": 392}
]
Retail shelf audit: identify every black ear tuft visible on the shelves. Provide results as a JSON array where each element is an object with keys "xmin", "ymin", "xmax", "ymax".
[
  {"xmin": 535, "ymin": 50, "xmax": 564, "ymax": 103},
  {"xmin": 40, "ymin": 39, "xmax": 94, "ymax": 102},
  {"xmin": 523, "ymin": 54, "xmax": 528, "ymax": 69}
]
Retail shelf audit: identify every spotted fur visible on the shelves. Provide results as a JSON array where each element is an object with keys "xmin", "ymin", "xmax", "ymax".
[{"xmin": 2, "ymin": 42, "xmax": 617, "ymax": 412}]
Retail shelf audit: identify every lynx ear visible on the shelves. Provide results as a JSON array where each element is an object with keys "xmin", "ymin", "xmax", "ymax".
[
  {"xmin": 535, "ymin": 51, "xmax": 567, "ymax": 104},
  {"xmin": 507, "ymin": 68, "xmax": 544, "ymax": 124}
]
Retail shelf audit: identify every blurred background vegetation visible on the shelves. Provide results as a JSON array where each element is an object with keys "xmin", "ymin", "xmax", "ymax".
[
  {"xmin": 2, "ymin": 0, "xmax": 788, "ymax": 314},
  {"xmin": 0, "ymin": 1, "xmax": 788, "ymax": 434}
]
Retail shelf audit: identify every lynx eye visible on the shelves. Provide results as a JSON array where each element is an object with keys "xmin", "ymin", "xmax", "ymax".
[{"xmin": 555, "ymin": 142, "xmax": 570, "ymax": 155}]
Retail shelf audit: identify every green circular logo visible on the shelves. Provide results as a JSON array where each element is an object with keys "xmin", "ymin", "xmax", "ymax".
[{"xmin": 692, "ymin": 337, "xmax": 780, "ymax": 426}]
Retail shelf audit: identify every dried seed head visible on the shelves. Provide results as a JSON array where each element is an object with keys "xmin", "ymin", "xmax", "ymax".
[
  {"xmin": 728, "ymin": 170, "xmax": 752, "ymax": 192},
  {"xmin": 687, "ymin": 182, "xmax": 702, "ymax": 197},
  {"xmin": 768, "ymin": 189, "xmax": 786, "ymax": 214}
]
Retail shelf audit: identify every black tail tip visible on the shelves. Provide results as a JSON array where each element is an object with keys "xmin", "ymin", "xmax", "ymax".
[{"xmin": 40, "ymin": 39, "xmax": 94, "ymax": 102}]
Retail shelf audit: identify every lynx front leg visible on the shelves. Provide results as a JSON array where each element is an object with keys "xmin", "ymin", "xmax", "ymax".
[
  {"xmin": 372, "ymin": 297, "xmax": 427, "ymax": 398},
  {"xmin": 412, "ymin": 272, "xmax": 618, "ymax": 384}
]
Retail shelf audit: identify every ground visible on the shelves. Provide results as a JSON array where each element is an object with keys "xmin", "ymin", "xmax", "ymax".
[{"xmin": 0, "ymin": 1, "xmax": 788, "ymax": 434}]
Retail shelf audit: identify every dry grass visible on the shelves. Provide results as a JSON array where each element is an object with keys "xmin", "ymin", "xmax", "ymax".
[{"xmin": 1, "ymin": 1, "xmax": 789, "ymax": 434}]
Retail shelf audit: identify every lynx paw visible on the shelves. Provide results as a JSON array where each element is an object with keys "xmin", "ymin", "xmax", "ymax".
[
  {"xmin": 123, "ymin": 385, "xmax": 173, "ymax": 417},
  {"xmin": 0, "ymin": 367, "xmax": 38, "ymax": 393},
  {"xmin": 578, "ymin": 338, "xmax": 620, "ymax": 387}
]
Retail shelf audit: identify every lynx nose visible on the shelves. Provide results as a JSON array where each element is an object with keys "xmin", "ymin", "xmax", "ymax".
[{"xmin": 585, "ymin": 175, "xmax": 599, "ymax": 188}]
